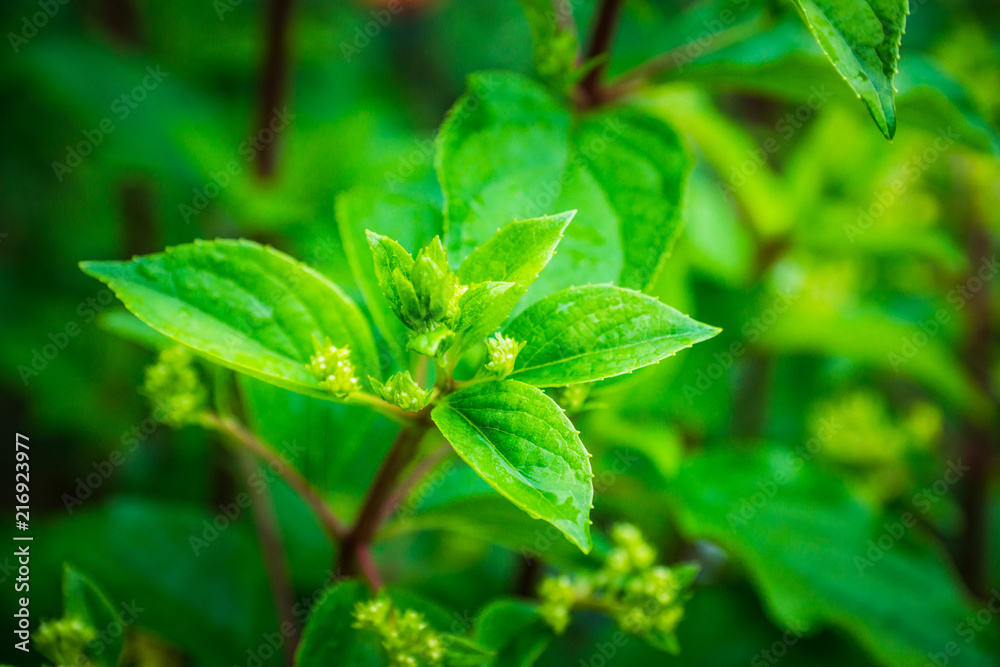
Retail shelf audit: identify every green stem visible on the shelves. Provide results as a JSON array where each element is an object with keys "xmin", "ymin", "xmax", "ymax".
[{"xmin": 578, "ymin": 0, "xmax": 625, "ymax": 107}]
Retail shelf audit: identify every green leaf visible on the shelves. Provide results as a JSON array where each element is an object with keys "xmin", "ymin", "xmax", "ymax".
[
  {"xmin": 458, "ymin": 211, "xmax": 574, "ymax": 287},
  {"xmin": 382, "ymin": 465, "xmax": 602, "ymax": 568},
  {"xmin": 669, "ymin": 446, "xmax": 1000, "ymax": 667},
  {"xmin": 431, "ymin": 380, "xmax": 594, "ymax": 552},
  {"xmin": 80, "ymin": 239, "xmax": 379, "ymax": 401},
  {"xmin": 62, "ymin": 565, "xmax": 125, "ymax": 666},
  {"xmin": 296, "ymin": 581, "xmax": 381, "ymax": 667},
  {"xmin": 337, "ymin": 187, "xmax": 443, "ymax": 363},
  {"xmin": 759, "ymin": 307, "xmax": 990, "ymax": 421},
  {"xmin": 437, "ymin": 72, "xmax": 691, "ymax": 294},
  {"xmin": 381, "ymin": 465, "xmax": 602, "ymax": 569},
  {"xmin": 97, "ymin": 310, "xmax": 173, "ymax": 350},
  {"xmin": 505, "ymin": 285, "xmax": 719, "ymax": 387},
  {"xmin": 790, "ymin": 0, "xmax": 908, "ymax": 138},
  {"xmin": 238, "ymin": 373, "xmax": 397, "ymax": 499},
  {"xmin": 455, "ymin": 211, "xmax": 574, "ymax": 347},
  {"xmin": 37, "ymin": 499, "xmax": 276, "ymax": 667},
  {"xmin": 455, "ymin": 281, "xmax": 518, "ymax": 335},
  {"xmin": 475, "ymin": 599, "xmax": 553, "ymax": 667},
  {"xmin": 444, "ymin": 635, "xmax": 497, "ymax": 667}
]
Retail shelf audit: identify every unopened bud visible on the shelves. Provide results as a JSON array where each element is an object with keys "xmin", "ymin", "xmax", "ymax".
[{"xmin": 484, "ymin": 334, "xmax": 525, "ymax": 379}]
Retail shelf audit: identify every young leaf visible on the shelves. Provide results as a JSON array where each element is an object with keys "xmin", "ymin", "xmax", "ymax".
[
  {"xmin": 296, "ymin": 581, "xmax": 381, "ymax": 667},
  {"xmin": 505, "ymin": 285, "xmax": 720, "ymax": 387},
  {"xmin": 791, "ymin": 0, "xmax": 908, "ymax": 139},
  {"xmin": 455, "ymin": 281, "xmax": 518, "ymax": 334},
  {"xmin": 80, "ymin": 239, "xmax": 379, "ymax": 401},
  {"xmin": 431, "ymin": 380, "xmax": 594, "ymax": 552},
  {"xmin": 456, "ymin": 211, "xmax": 574, "ymax": 346},
  {"xmin": 458, "ymin": 211, "xmax": 575, "ymax": 286}
]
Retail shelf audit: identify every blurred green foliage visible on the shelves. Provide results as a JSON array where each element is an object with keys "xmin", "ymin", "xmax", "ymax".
[{"xmin": 2, "ymin": 0, "xmax": 999, "ymax": 665}]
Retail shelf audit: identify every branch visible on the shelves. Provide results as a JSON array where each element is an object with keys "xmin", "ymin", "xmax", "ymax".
[
  {"xmin": 602, "ymin": 20, "xmax": 755, "ymax": 103},
  {"xmin": 338, "ymin": 416, "xmax": 434, "ymax": 587},
  {"xmin": 955, "ymin": 209, "xmax": 996, "ymax": 599},
  {"xmin": 236, "ymin": 451, "xmax": 299, "ymax": 665},
  {"xmin": 577, "ymin": 0, "xmax": 625, "ymax": 107},
  {"xmin": 203, "ymin": 413, "xmax": 347, "ymax": 543},
  {"xmin": 378, "ymin": 441, "xmax": 452, "ymax": 525},
  {"xmin": 255, "ymin": 0, "xmax": 296, "ymax": 178}
]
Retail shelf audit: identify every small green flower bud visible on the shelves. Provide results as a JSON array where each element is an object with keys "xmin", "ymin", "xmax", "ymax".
[
  {"xmin": 370, "ymin": 371, "xmax": 431, "ymax": 412},
  {"xmin": 142, "ymin": 346, "xmax": 207, "ymax": 427},
  {"xmin": 384, "ymin": 236, "xmax": 466, "ymax": 341},
  {"xmin": 353, "ymin": 597, "xmax": 391, "ymax": 630},
  {"xmin": 615, "ymin": 606, "xmax": 652, "ymax": 634},
  {"xmin": 484, "ymin": 334, "xmax": 525, "ymax": 379},
  {"xmin": 539, "ymin": 602, "xmax": 571, "ymax": 634},
  {"xmin": 309, "ymin": 338, "xmax": 359, "ymax": 398},
  {"xmin": 556, "ymin": 383, "xmax": 591, "ymax": 412},
  {"xmin": 352, "ymin": 596, "xmax": 445, "ymax": 667},
  {"xmin": 607, "ymin": 523, "xmax": 656, "ymax": 573},
  {"xmin": 537, "ymin": 524, "xmax": 696, "ymax": 653},
  {"xmin": 35, "ymin": 617, "xmax": 97, "ymax": 666},
  {"xmin": 538, "ymin": 574, "xmax": 581, "ymax": 634}
]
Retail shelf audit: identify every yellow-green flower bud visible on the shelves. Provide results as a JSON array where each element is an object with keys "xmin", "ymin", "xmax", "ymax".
[
  {"xmin": 536, "ymin": 524, "xmax": 696, "ymax": 653},
  {"xmin": 556, "ymin": 383, "xmax": 591, "ymax": 413},
  {"xmin": 607, "ymin": 523, "xmax": 656, "ymax": 573},
  {"xmin": 538, "ymin": 574, "xmax": 583, "ymax": 634},
  {"xmin": 386, "ymin": 237, "xmax": 465, "ymax": 342},
  {"xmin": 352, "ymin": 597, "xmax": 445, "ymax": 667},
  {"xmin": 484, "ymin": 334, "xmax": 525, "ymax": 379},
  {"xmin": 142, "ymin": 346, "xmax": 207, "ymax": 427},
  {"xmin": 35, "ymin": 617, "xmax": 97, "ymax": 666},
  {"xmin": 309, "ymin": 338, "xmax": 359, "ymax": 398},
  {"xmin": 371, "ymin": 371, "xmax": 431, "ymax": 412}
]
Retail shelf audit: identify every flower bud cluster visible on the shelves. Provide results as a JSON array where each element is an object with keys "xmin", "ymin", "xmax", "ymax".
[
  {"xmin": 142, "ymin": 346, "xmax": 207, "ymax": 427},
  {"xmin": 538, "ymin": 523, "xmax": 697, "ymax": 653},
  {"xmin": 809, "ymin": 391, "xmax": 942, "ymax": 501},
  {"xmin": 483, "ymin": 334, "xmax": 525, "ymax": 379},
  {"xmin": 393, "ymin": 237, "xmax": 466, "ymax": 342},
  {"xmin": 308, "ymin": 338, "xmax": 359, "ymax": 397},
  {"xmin": 371, "ymin": 371, "xmax": 431, "ymax": 412},
  {"xmin": 353, "ymin": 596, "xmax": 445, "ymax": 667},
  {"xmin": 35, "ymin": 617, "xmax": 97, "ymax": 666}
]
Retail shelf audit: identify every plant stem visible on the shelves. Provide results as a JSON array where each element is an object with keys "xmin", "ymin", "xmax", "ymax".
[
  {"xmin": 349, "ymin": 392, "xmax": 415, "ymax": 425},
  {"xmin": 338, "ymin": 416, "xmax": 434, "ymax": 587},
  {"xmin": 578, "ymin": 0, "xmax": 625, "ymax": 107},
  {"xmin": 379, "ymin": 441, "xmax": 452, "ymax": 525},
  {"xmin": 203, "ymin": 413, "xmax": 347, "ymax": 542},
  {"xmin": 236, "ymin": 451, "xmax": 299, "ymax": 665},
  {"xmin": 954, "ymin": 194, "xmax": 995, "ymax": 599},
  {"xmin": 602, "ymin": 21, "xmax": 756, "ymax": 102},
  {"xmin": 255, "ymin": 0, "xmax": 295, "ymax": 178}
]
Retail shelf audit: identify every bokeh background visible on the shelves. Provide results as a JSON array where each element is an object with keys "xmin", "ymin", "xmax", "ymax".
[{"xmin": 2, "ymin": 0, "xmax": 999, "ymax": 665}]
